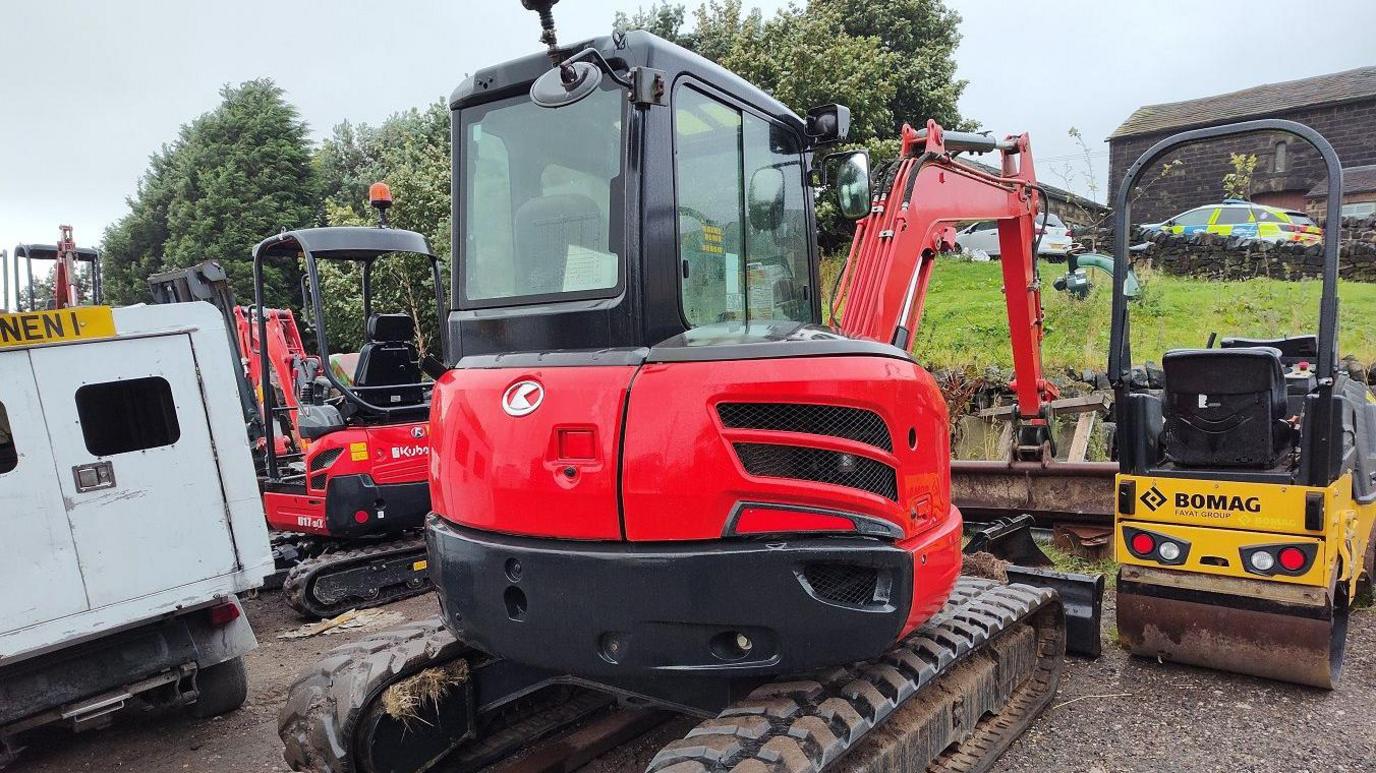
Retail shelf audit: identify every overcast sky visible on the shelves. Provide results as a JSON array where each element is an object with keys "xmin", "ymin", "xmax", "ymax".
[{"xmin": 2, "ymin": 0, "xmax": 1373, "ymax": 298}]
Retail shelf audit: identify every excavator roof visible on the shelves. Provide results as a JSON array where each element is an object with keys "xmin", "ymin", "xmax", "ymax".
[
  {"xmin": 450, "ymin": 29, "xmax": 802, "ymax": 132},
  {"xmin": 252, "ymin": 226, "xmax": 435, "ymax": 261}
]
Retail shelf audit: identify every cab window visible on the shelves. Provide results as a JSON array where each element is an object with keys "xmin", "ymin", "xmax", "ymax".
[
  {"xmin": 459, "ymin": 86, "xmax": 625, "ymax": 304},
  {"xmin": 1173, "ymin": 207, "xmax": 1214, "ymax": 227},
  {"xmin": 0, "ymin": 401, "xmax": 16, "ymax": 474},
  {"xmin": 675, "ymin": 86, "xmax": 811, "ymax": 328},
  {"xmin": 1214, "ymin": 207, "xmax": 1251, "ymax": 225}
]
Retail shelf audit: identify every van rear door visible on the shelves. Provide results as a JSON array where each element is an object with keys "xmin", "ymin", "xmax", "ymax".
[
  {"xmin": 0, "ymin": 350, "xmax": 89, "ymax": 630},
  {"xmin": 28, "ymin": 334, "xmax": 239, "ymax": 608}
]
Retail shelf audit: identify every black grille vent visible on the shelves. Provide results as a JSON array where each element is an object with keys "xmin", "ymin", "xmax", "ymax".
[
  {"xmin": 803, "ymin": 563, "xmax": 881, "ymax": 606},
  {"xmin": 309, "ymin": 447, "xmax": 344, "ymax": 474},
  {"xmin": 718, "ymin": 403, "xmax": 892, "ymax": 452},
  {"xmin": 734, "ymin": 443, "xmax": 898, "ymax": 501}
]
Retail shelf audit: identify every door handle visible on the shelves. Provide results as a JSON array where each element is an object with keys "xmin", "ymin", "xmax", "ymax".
[{"xmin": 72, "ymin": 461, "xmax": 116, "ymax": 492}]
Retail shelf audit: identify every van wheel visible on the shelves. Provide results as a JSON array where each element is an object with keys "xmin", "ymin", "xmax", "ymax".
[{"xmin": 191, "ymin": 657, "xmax": 248, "ymax": 718}]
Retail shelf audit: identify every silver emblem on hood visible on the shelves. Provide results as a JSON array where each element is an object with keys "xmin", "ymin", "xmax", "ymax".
[{"xmin": 502, "ymin": 380, "xmax": 544, "ymax": 417}]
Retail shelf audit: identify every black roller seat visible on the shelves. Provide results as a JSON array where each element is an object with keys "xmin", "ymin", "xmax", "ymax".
[
  {"xmin": 1221, "ymin": 334, "xmax": 1317, "ymax": 366},
  {"xmin": 1161, "ymin": 346, "xmax": 1294, "ymax": 469},
  {"xmin": 353, "ymin": 313, "xmax": 424, "ymax": 408}
]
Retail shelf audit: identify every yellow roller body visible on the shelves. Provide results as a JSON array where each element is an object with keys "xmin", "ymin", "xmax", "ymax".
[{"xmin": 1114, "ymin": 472, "xmax": 1376, "ymax": 688}]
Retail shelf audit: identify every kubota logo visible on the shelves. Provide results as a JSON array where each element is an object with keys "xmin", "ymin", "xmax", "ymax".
[
  {"xmin": 502, "ymin": 380, "xmax": 544, "ymax": 417},
  {"xmin": 1140, "ymin": 485, "xmax": 1167, "ymax": 512},
  {"xmin": 410, "ymin": 426, "xmax": 426, "ymax": 439}
]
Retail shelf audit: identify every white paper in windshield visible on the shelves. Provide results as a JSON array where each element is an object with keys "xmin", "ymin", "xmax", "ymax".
[{"xmin": 562, "ymin": 245, "xmax": 618, "ymax": 292}]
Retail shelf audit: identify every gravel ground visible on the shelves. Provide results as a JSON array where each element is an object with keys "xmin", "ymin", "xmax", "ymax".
[{"xmin": 8, "ymin": 589, "xmax": 1375, "ymax": 772}]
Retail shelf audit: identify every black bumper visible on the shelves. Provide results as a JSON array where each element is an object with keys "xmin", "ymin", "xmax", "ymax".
[
  {"xmin": 426, "ymin": 517, "xmax": 913, "ymax": 682},
  {"xmin": 326, "ymin": 476, "xmax": 429, "ymax": 538}
]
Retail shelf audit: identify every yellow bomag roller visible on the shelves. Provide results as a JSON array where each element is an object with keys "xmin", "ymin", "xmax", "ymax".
[{"xmin": 1106, "ymin": 118, "xmax": 1376, "ymax": 688}]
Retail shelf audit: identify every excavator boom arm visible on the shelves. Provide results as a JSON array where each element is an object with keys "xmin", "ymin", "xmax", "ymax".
[{"xmin": 833, "ymin": 120, "xmax": 1059, "ymax": 448}]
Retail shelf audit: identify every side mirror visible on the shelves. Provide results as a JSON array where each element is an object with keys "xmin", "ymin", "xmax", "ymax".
[
  {"xmin": 824, "ymin": 151, "xmax": 871, "ymax": 221},
  {"xmin": 747, "ymin": 167, "xmax": 786, "ymax": 232},
  {"xmin": 805, "ymin": 104, "xmax": 851, "ymax": 145}
]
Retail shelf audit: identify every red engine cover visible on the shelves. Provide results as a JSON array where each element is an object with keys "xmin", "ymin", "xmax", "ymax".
[
  {"xmin": 429, "ymin": 366, "xmax": 632, "ymax": 540},
  {"xmin": 620, "ymin": 357, "xmax": 949, "ymax": 542}
]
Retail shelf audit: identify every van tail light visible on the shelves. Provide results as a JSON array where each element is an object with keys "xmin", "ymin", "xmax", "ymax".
[
  {"xmin": 1240, "ymin": 542, "xmax": 1317, "ymax": 577},
  {"xmin": 207, "ymin": 600, "xmax": 242, "ymax": 627},
  {"xmin": 1121, "ymin": 526, "xmax": 1190, "ymax": 566}
]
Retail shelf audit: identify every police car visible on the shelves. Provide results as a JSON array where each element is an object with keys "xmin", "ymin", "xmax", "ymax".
[{"xmin": 1142, "ymin": 199, "xmax": 1322, "ymax": 245}]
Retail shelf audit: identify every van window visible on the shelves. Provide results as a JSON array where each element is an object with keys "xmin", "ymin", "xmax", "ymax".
[
  {"xmin": 0, "ymin": 401, "xmax": 16, "ymax": 474},
  {"xmin": 75, "ymin": 377, "xmax": 181, "ymax": 456}
]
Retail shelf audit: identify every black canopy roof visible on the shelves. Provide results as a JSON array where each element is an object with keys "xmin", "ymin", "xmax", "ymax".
[{"xmin": 252, "ymin": 226, "xmax": 435, "ymax": 261}]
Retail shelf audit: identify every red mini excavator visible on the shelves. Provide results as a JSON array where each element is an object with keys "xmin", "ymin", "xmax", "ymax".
[
  {"xmin": 9, "ymin": 226, "xmax": 103, "ymax": 311},
  {"xmin": 150, "ymin": 187, "xmax": 447, "ymax": 618},
  {"xmin": 280, "ymin": 5, "xmax": 1084, "ymax": 771}
]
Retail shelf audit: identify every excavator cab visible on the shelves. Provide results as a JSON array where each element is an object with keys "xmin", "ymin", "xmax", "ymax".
[{"xmin": 1110, "ymin": 119, "xmax": 1376, "ymax": 688}]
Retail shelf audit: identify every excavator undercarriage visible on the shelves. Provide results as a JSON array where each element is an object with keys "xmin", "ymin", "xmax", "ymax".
[{"xmin": 280, "ymin": 579, "xmax": 1063, "ymax": 773}]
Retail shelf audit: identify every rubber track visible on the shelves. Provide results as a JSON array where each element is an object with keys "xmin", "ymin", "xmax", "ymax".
[
  {"xmin": 644, "ymin": 578, "xmax": 1062, "ymax": 773},
  {"xmin": 283, "ymin": 537, "xmax": 432, "ymax": 619},
  {"xmin": 278, "ymin": 618, "xmax": 466, "ymax": 773}
]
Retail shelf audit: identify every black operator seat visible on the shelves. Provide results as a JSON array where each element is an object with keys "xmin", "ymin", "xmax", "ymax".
[
  {"xmin": 353, "ymin": 313, "xmax": 424, "ymax": 408},
  {"xmin": 513, "ymin": 193, "xmax": 603, "ymax": 295},
  {"xmin": 1220, "ymin": 334, "xmax": 1318, "ymax": 366},
  {"xmin": 1160, "ymin": 346, "xmax": 1293, "ymax": 469}
]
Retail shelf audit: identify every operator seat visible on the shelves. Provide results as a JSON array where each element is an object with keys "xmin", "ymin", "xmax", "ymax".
[
  {"xmin": 513, "ymin": 193, "xmax": 603, "ymax": 295},
  {"xmin": 353, "ymin": 313, "xmax": 423, "ymax": 408},
  {"xmin": 1160, "ymin": 347, "xmax": 1293, "ymax": 468}
]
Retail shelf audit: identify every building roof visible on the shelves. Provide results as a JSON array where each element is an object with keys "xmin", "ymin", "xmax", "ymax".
[
  {"xmin": 1109, "ymin": 67, "xmax": 1376, "ymax": 140},
  {"xmin": 965, "ymin": 160, "xmax": 1107, "ymax": 212},
  {"xmin": 1306, "ymin": 164, "xmax": 1376, "ymax": 198}
]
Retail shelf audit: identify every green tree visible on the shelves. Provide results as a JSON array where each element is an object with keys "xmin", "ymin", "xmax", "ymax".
[
  {"xmin": 100, "ymin": 79, "xmax": 318, "ymax": 309},
  {"xmin": 1222, "ymin": 153, "xmax": 1257, "ymax": 201},
  {"xmin": 814, "ymin": 0, "xmax": 968, "ymax": 134},
  {"xmin": 314, "ymin": 102, "xmax": 451, "ymax": 354},
  {"xmin": 615, "ymin": 0, "xmax": 968, "ymax": 142}
]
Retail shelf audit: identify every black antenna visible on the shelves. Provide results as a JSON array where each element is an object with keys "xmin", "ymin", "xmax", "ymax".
[{"xmin": 521, "ymin": 0, "xmax": 563, "ymax": 68}]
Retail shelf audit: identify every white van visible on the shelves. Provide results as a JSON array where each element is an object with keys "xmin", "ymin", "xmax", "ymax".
[{"xmin": 0, "ymin": 302, "xmax": 271, "ymax": 764}]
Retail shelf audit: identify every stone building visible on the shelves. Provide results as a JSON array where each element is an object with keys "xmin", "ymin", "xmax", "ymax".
[
  {"xmin": 1305, "ymin": 164, "xmax": 1376, "ymax": 220},
  {"xmin": 1108, "ymin": 67, "xmax": 1376, "ymax": 225}
]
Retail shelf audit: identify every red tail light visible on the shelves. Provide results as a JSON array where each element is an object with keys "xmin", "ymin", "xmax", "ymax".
[
  {"xmin": 1278, "ymin": 546, "xmax": 1307, "ymax": 571},
  {"xmin": 1123, "ymin": 526, "xmax": 1190, "ymax": 565},
  {"xmin": 1130, "ymin": 532, "xmax": 1155, "ymax": 554},
  {"xmin": 208, "ymin": 600, "xmax": 241, "ymax": 627},
  {"xmin": 1241, "ymin": 542, "xmax": 1316, "ymax": 576}
]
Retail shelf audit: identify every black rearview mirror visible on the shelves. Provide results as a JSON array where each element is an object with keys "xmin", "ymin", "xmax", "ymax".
[{"xmin": 826, "ymin": 151, "xmax": 871, "ymax": 220}]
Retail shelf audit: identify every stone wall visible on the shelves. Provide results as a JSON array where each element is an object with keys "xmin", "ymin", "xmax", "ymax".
[
  {"xmin": 1107, "ymin": 98, "xmax": 1376, "ymax": 225},
  {"xmin": 1135, "ymin": 215, "xmax": 1376, "ymax": 281}
]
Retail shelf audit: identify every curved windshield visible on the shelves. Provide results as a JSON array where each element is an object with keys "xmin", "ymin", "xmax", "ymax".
[{"xmin": 458, "ymin": 87, "xmax": 626, "ymax": 306}]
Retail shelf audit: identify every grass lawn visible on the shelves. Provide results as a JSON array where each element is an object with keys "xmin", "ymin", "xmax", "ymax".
[{"xmin": 829, "ymin": 259, "xmax": 1376, "ymax": 373}]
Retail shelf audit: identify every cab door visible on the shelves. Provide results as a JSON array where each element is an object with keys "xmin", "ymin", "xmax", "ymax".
[
  {"xmin": 28, "ymin": 334, "xmax": 239, "ymax": 608},
  {"xmin": 0, "ymin": 349, "xmax": 90, "ymax": 630}
]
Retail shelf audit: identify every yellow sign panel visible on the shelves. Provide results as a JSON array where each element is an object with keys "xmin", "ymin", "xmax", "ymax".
[
  {"xmin": 411, "ymin": 560, "xmax": 429, "ymax": 572},
  {"xmin": 349, "ymin": 442, "xmax": 369, "ymax": 462},
  {"xmin": 0, "ymin": 307, "xmax": 117, "ymax": 349}
]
